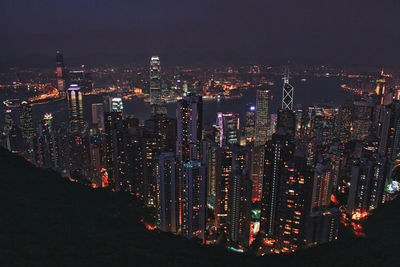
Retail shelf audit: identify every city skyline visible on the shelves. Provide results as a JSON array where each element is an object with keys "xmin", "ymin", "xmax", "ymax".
[{"xmin": 1, "ymin": 1, "xmax": 400, "ymax": 264}]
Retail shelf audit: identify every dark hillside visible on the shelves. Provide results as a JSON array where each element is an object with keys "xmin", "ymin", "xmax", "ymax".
[{"xmin": 0, "ymin": 148, "xmax": 399, "ymax": 266}]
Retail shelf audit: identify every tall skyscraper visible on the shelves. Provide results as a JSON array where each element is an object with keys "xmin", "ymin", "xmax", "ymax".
[
  {"xmin": 150, "ymin": 56, "xmax": 166, "ymax": 115},
  {"xmin": 176, "ymin": 94, "xmax": 203, "ymax": 228},
  {"xmin": 19, "ymin": 101, "xmax": 34, "ymax": 144},
  {"xmin": 216, "ymin": 112, "xmax": 240, "ymax": 148},
  {"xmin": 91, "ymin": 103, "xmax": 104, "ymax": 131},
  {"xmin": 244, "ymin": 105, "xmax": 256, "ymax": 144},
  {"xmin": 181, "ymin": 160, "xmax": 207, "ymax": 240},
  {"xmin": 67, "ymin": 84, "xmax": 85, "ymax": 134},
  {"xmin": 255, "ymin": 89, "xmax": 270, "ymax": 147},
  {"xmin": 156, "ymin": 152, "xmax": 177, "ymax": 233},
  {"xmin": 215, "ymin": 148, "xmax": 232, "ymax": 231},
  {"xmin": 282, "ymin": 71, "xmax": 294, "ymax": 110},
  {"xmin": 56, "ymin": 51, "xmax": 65, "ymax": 93},
  {"xmin": 104, "ymin": 111, "xmax": 127, "ymax": 190}
]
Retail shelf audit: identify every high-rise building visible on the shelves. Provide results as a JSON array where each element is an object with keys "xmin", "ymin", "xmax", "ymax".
[
  {"xmin": 156, "ymin": 152, "xmax": 177, "ymax": 233},
  {"xmin": 339, "ymin": 105, "xmax": 352, "ymax": 143},
  {"xmin": 260, "ymin": 129, "xmax": 293, "ymax": 236},
  {"xmin": 150, "ymin": 56, "xmax": 166, "ymax": 115},
  {"xmin": 56, "ymin": 51, "xmax": 65, "ymax": 93},
  {"xmin": 67, "ymin": 84, "xmax": 85, "ymax": 134},
  {"xmin": 91, "ymin": 103, "xmax": 104, "ymax": 131},
  {"xmin": 216, "ymin": 112, "xmax": 240, "ymax": 147},
  {"xmin": 112, "ymin": 97, "xmax": 124, "ymax": 113},
  {"xmin": 215, "ymin": 148, "xmax": 233, "ymax": 231},
  {"xmin": 261, "ymin": 136, "xmax": 312, "ymax": 252},
  {"xmin": 255, "ymin": 89, "xmax": 270, "ymax": 146},
  {"xmin": 311, "ymin": 162, "xmax": 333, "ymax": 211},
  {"xmin": 19, "ymin": 101, "xmax": 34, "ymax": 144},
  {"xmin": 181, "ymin": 160, "xmax": 207, "ymax": 240},
  {"xmin": 282, "ymin": 71, "xmax": 294, "ymax": 110},
  {"xmin": 351, "ymin": 101, "xmax": 374, "ymax": 140},
  {"xmin": 277, "ymin": 109, "xmax": 296, "ymax": 140},
  {"xmin": 347, "ymin": 157, "xmax": 385, "ymax": 214},
  {"xmin": 104, "ymin": 111, "xmax": 127, "ymax": 189},
  {"xmin": 176, "ymin": 94, "xmax": 203, "ymax": 228},
  {"xmin": 244, "ymin": 105, "xmax": 256, "ymax": 144},
  {"xmin": 228, "ymin": 167, "xmax": 252, "ymax": 247}
]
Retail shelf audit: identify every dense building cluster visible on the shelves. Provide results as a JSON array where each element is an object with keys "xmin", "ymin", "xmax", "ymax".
[{"xmin": 1, "ymin": 54, "xmax": 399, "ymax": 255}]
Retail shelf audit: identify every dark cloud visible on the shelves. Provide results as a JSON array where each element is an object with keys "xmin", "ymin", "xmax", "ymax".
[{"xmin": 0, "ymin": 0, "xmax": 399, "ymax": 67}]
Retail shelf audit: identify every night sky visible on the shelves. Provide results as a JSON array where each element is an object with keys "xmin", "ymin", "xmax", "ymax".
[{"xmin": 0, "ymin": 0, "xmax": 399, "ymax": 67}]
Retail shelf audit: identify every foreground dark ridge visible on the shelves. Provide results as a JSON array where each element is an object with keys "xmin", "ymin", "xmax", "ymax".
[{"xmin": 0, "ymin": 148, "xmax": 399, "ymax": 266}]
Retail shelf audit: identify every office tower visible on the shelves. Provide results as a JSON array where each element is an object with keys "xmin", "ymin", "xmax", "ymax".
[
  {"xmin": 104, "ymin": 111, "xmax": 127, "ymax": 190},
  {"xmin": 282, "ymin": 71, "xmax": 294, "ymax": 110},
  {"xmin": 277, "ymin": 109, "xmax": 296, "ymax": 140},
  {"xmin": 89, "ymin": 133, "xmax": 103, "ymax": 187},
  {"xmin": 250, "ymin": 146, "xmax": 264, "ymax": 202},
  {"xmin": 244, "ymin": 105, "xmax": 256, "ymax": 144},
  {"xmin": 260, "ymin": 129, "xmax": 293, "ymax": 236},
  {"xmin": 56, "ymin": 51, "xmax": 65, "ymax": 93},
  {"xmin": 215, "ymin": 148, "xmax": 233, "ymax": 231},
  {"xmin": 91, "ymin": 103, "xmax": 105, "ymax": 131},
  {"xmin": 112, "ymin": 97, "xmax": 124, "ymax": 113},
  {"xmin": 145, "ymin": 114, "xmax": 168, "ymax": 152},
  {"xmin": 228, "ymin": 167, "xmax": 252, "ymax": 248},
  {"xmin": 202, "ymin": 139, "xmax": 218, "ymax": 201},
  {"xmin": 150, "ymin": 56, "xmax": 166, "ymax": 115},
  {"xmin": 351, "ymin": 101, "xmax": 374, "ymax": 140},
  {"xmin": 347, "ymin": 157, "xmax": 385, "ymax": 214},
  {"xmin": 181, "ymin": 160, "xmax": 207, "ymax": 240},
  {"xmin": 176, "ymin": 95, "xmax": 203, "ymax": 224},
  {"xmin": 216, "ymin": 112, "xmax": 240, "ymax": 147},
  {"xmin": 311, "ymin": 162, "xmax": 333, "ymax": 211},
  {"xmin": 339, "ymin": 105, "xmax": 352, "ymax": 143},
  {"xmin": 156, "ymin": 152, "xmax": 177, "ymax": 233},
  {"xmin": 67, "ymin": 84, "xmax": 85, "ymax": 134},
  {"xmin": 19, "ymin": 101, "xmax": 34, "ymax": 144},
  {"xmin": 255, "ymin": 89, "xmax": 269, "ymax": 146},
  {"xmin": 261, "ymin": 138, "xmax": 312, "ymax": 252},
  {"xmin": 377, "ymin": 101, "xmax": 400, "ymax": 186}
]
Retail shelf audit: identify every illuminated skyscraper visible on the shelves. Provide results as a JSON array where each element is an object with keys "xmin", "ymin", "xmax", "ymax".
[
  {"xmin": 181, "ymin": 160, "xmax": 207, "ymax": 240},
  {"xmin": 216, "ymin": 112, "xmax": 240, "ymax": 147},
  {"xmin": 56, "ymin": 51, "xmax": 65, "ymax": 93},
  {"xmin": 112, "ymin": 97, "xmax": 124, "ymax": 113},
  {"xmin": 91, "ymin": 103, "xmax": 104, "ymax": 131},
  {"xmin": 244, "ymin": 105, "xmax": 256, "ymax": 144},
  {"xmin": 311, "ymin": 162, "xmax": 333, "ymax": 211},
  {"xmin": 104, "ymin": 111, "xmax": 127, "ymax": 190},
  {"xmin": 282, "ymin": 71, "xmax": 294, "ymax": 110},
  {"xmin": 156, "ymin": 152, "xmax": 177, "ymax": 233},
  {"xmin": 150, "ymin": 56, "xmax": 166, "ymax": 115},
  {"xmin": 19, "ymin": 101, "xmax": 34, "ymax": 143},
  {"xmin": 176, "ymin": 95, "xmax": 203, "ymax": 228},
  {"xmin": 67, "ymin": 84, "xmax": 85, "ymax": 134},
  {"xmin": 255, "ymin": 89, "xmax": 269, "ymax": 147}
]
